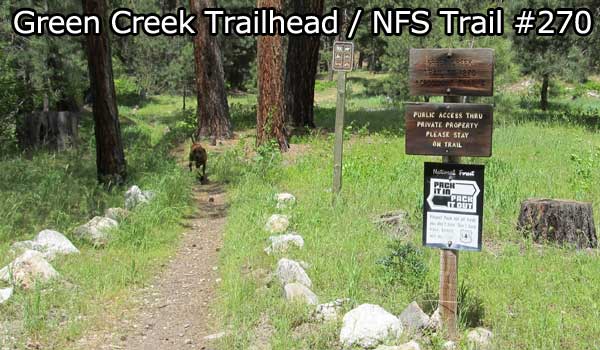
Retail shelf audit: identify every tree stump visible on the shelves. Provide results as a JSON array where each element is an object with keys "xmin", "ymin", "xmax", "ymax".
[
  {"xmin": 517, "ymin": 199, "xmax": 597, "ymax": 248},
  {"xmin": 17, "ymin": 111, "xmax": 79, "ymax": 151}
]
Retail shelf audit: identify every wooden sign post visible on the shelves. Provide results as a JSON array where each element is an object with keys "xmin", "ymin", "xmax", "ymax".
[
  {"xmin": 407, "ymin": 48, "xmax": 495, "ymax": 340},
  {"xmin": 332, "ymin": 41, "xmax": 354, "ymax": 198}
]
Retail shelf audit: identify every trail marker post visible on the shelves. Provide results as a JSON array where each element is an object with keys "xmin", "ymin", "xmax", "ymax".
[
  {"xmin": 407, "ymin": 48, "xmax": 494, "ymax": 340},
  {"xmin": 332, "ymin": 41, "xmax": 354, "ymax": 198}
]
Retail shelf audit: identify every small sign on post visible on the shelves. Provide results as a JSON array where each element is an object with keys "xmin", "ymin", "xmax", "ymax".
[
  {"xmin": 423, "ymin": 162, "xmax": 485, "ymax": 251},
  {"xmin": 332, "ymin": 41, "xmax": 354, "ymax": 198},
  {"xmin": 332, "ymin": 41, "xmax": 355, "ymax": 72}
]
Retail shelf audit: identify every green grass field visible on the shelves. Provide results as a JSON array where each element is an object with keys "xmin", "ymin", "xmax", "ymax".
[
  {"xmin": 212, "ymin": 73, "xmax": 600, "ymax": 349},
  {"xmin": 1, "ymin": 72, "xmax": 600, "ymax": 349},
  {"xmin": 0, "ymin": 97, "xmax": 195, "ymax": 348}
]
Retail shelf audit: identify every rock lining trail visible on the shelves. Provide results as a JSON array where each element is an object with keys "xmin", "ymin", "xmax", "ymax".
[{"xmin": 77, "ymin": 181, "xmax": 227, "ymax": 350}]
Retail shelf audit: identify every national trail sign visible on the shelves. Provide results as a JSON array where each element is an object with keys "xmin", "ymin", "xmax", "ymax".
[
  {"xmin": 409, "ymin": 48, "xmax": 494, "ymax": 96},
  {"xmin": 405, "ymin": 103, "xmax": 493, "ymax": 157},
  {"xmin": 423, "ymin": 162, "xmax": 485, "ymax": 251},
  {"xmin": 332, "ymin": 41, "xmax": 354, "ymax": 72}
]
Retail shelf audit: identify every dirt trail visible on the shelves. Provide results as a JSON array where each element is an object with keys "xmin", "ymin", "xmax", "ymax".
[{"xmin": 76, "ymin": 181, "xmax": 227, "ymax": 350}]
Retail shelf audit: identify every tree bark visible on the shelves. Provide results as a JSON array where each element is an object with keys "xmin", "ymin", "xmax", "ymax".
[
  {"xmin": 82, "ymin": 0, "xmax": 127, "ymax": 186},
  {"xmin": 326, "ymin": 37, "xmax": 334, "ymax": 81},
  {"xmin": 357, "ymin": 51, "xmax": 364, "ymax": 69},
  {"xmin": 256, "ymin": 0, "xmax": 288, "ymax": 151},
  {"xmin": 284, "ymin": 0, "xmax": 324, "ymax": 130},
  {"xmin": 190, "ymin": 0, "xmax": 233, "ymax": 140},
  {"xmin": 517, "ymin": 199, "xmax": 597, "ymax": 249},
  {"xmin": 540, "ymin": 73, "xmax": 549, "ymax": 111}
]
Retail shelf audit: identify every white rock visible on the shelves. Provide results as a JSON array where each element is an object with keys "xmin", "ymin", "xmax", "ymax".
[
  {"xmin": 283, "ymin": 283, "xmax": 318, "ymax": 305},
  {"xmin": 467, "ymin": 328, "xmax": 493, "ymax": 349},
  {"xmin": 442, "ymin": 341, "xmax": 457, "ymax": 350},
  {"xmin": 398, "ymin": 341, "xmax": 421, "ymax": 350},
  {"xmin": 398, "ymin": 302, "xmax": 430, "ymax": 332},
  {"xmin": 203, "ymin": 331, "xmax": 227, "ymax": 341},
  {"xmin": 427, "ymin": 308, "xmax": 442, "ymax": 331},
  {"xmin": 264, "ymin": 233, "xmax": 304, "ymax": 254},
  {"xmin": 264, "ymin": 214, "xmax": 290, "ymax": 234},
  {"xmin": 0, "ymin": 250, "xmax": 59, "ymax": 289},
  {"xmin": 143, "ymin": 191, "xmax": 156, "ymax": 201},
  {"xmin": 314, "ymin": 298, "xmax": 350, "ymax": 322},
  {"xmin": 27, "ymin": 230, "xmax": 79, "ymax": 261},
  {"xmin": 339, "ymin": 304, "xmax": 403, "ymax": 349},
  {"xmin": 74, "ymin": 216, "xmax": 118, "ymax": 247},
  {"xmin": 375, "ymin": 341, "xmax": 421, "ymax": 350},
  {"xmin": 104, "ymin": 208, "xmax": 130, "ymax": 222},
  {"xmin": 125, "ymin": 186, "xmax": 154, "ymax": 210},
  {"xmin": 0, "ymin": 287, "xmax": 13, "ymax": 304},
  {"xmin": 275, "ymin": 193, "xmax": 296, "ymax": 209},
  {"xmin": 275, "ymin": 258, "xmax": 312, "ymax": 288}
]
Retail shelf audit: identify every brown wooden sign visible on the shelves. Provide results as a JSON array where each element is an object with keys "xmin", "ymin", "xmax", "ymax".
[
  {"xmin": 409, "ymin": 48, "xmax": 494, "ymax": 96},
  {"xmin": 405, "ymin": 103, "xmax": 493, "ymax": 157},
  {"xmin": 332, "ymin": 41, "xmax": 354, "ymax": 72}
]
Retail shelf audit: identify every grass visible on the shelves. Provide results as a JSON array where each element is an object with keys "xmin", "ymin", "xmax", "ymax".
[
  {"xmin": 0, "ymin": 96, "xmax": 195, "ymax": 348},
  {"xmin": 211, "ymin": 75, "xmax": 600, "ymax": 349},
  {"xmin": 2, "ymin": 72, "xmax": 600, "ymax": 349}
]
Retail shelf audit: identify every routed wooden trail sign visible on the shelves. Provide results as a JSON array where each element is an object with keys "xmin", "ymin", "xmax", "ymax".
[
  {"xmin": 409, "ymin": 48, "xmax": 494, "ymax": 96},
  {"xmin": 405, "ymin": 103, "xmax": 493, "ymax": 157}
]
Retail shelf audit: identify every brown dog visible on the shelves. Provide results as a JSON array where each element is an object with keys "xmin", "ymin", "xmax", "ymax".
[{"xmin": 189, "ymin": 135, "xmax": 208, "ymax": 182}]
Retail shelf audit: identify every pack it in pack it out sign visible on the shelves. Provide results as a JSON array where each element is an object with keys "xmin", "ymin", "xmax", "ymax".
[
  {"xmin": 332, "ymin": 41, "xmax": 354, "ymax": 72},
  {"xmin": 423, "ymin": 162, "xmax": 485, "ymax": 251}
]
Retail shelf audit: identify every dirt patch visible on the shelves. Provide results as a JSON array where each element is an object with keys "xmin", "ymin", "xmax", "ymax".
[{"xmin": 76, "ymin": 182, "xmax": 227, "ymax": 350}]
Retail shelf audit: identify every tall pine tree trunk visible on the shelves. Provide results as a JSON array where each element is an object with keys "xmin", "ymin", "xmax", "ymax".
[
  {"xmin": 256, "ymin": 0, "xmax": 288, "ymax": 151},
  {"xmin": 190, "ymin": 0, "xmax": 233, "ymax": 140},
  {"xmin": 540, "ymin": 73, "xmax": 549, "ymax": 111},
  {"xmin": 284, "ymin": 0, "xmax": 324, "ymax": 130},
  {"xmin": 82, "ymin": 0, "xmax": 127, "ymax": 185}
]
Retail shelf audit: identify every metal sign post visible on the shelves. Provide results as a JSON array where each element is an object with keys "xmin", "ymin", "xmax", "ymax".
[{"xmin": 332, "ymin": 41, "xmax": 354, "ymax": 199}]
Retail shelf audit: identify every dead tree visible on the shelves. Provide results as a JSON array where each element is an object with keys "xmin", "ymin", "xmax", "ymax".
[
  {"xmin": 17, "ymin": 111, "xmax": 79, "ymax": 151},
  {"xmin": 82, "ymin": 0, "xmax": 127, "ymax": 185},
  {"xmin": 190, "ymin": 0, "xmax": 233, "ymax": 140},
  {"xmin": 256, "ymin": 0, "xmax": 288, "ymax": 151},
  {"xmin": 517, "ymin": 199, "xmax": 597, "ymax": 249}
]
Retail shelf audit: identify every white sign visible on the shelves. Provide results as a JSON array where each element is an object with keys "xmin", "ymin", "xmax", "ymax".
[
  {"xmin": 423, "ymin": 163, "xmax": 484, "ymax": 251},
  {"xmin": 426, "ymin": 212, "xmax": 479, "ymax": 250}
]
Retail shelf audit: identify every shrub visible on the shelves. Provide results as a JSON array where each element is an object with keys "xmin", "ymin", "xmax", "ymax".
[
  {"xmin": 115, "ymin": 77, "xmax": 143, "ymax": 106},
  {"xmin": 377, "ymin": 241, "xmax": 428, "ymax": 291}
]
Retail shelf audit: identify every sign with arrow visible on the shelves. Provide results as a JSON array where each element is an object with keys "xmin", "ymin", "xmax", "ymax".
[{"xmin": 423, "ymin": 162, "xmax": 485, "ymax": 251}]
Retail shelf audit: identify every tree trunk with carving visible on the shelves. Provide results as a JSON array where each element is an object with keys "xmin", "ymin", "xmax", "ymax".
[
  {"xmin": 284, "ymin": 0, "xmax": 324, "ymax": 130},
  {"xmin": 82, "ymin": 0, "xmax": 127, "ymax": 186},
  {"xmin": 190, "ymin": 0, "xmax": 233, "ymax": 140},
  {"xmin": 256, "ymin": 0, "xmax": 288, "ymax": 151},
  {"xmin": 517, "ymin": 199, "xmax": 597, "ymax": 249}
]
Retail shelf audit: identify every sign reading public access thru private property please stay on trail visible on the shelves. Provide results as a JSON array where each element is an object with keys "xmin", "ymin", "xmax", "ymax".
[
  {"xmin": 332, "ymin": 41, "xmax": 354, "ymax": 72},
  {"xmin": 409, "ymin": 48, "xmax": 494, "ymax": 96},
  {"xmin": 405, "ymin": 103, "xmax": 493, "ymax": 157},
  {"xmin": 423, "ymin": 162, "xmax": 485, "ymax": 251}
]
